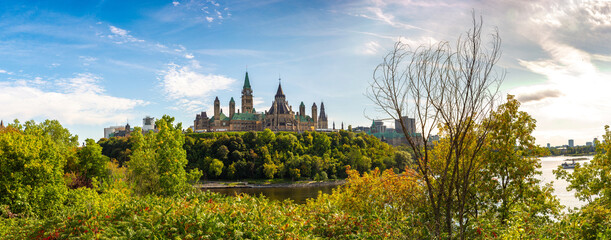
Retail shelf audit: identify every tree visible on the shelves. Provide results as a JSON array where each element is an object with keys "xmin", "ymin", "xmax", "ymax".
[
  {"xmin": 76, "ymin": 139, "xmax": 111, "ymax": 184},
  {"xmin": 128, "ymin": 115, "xmax": 202, "ymax": 196},
  {"xmin": 555, "ymin": 126, "xmax": 611, "ymax": 238},
  {"xmin": 208, "ymin": 159, "xmax": 224, "ymax": 178},
  {"xmin": 367, "ymin": 14, "xmax": 503, "ymax": 238},
  {"xmin": 476, "ymin": 95, "xmax": 560, "ymax": 233},
  {"xmin": 263, "ymin": 162, "xmax": 278, "ymax": 179},
  {"xmin": 0, "ymin": 120, "xmax": 71, "ymax": 216}
]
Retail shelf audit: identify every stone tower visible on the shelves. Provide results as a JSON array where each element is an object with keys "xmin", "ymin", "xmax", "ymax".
[
  {"xmin": 229, "ymin": 97, "xmax": 235, "ymax": 119},
  {"xmin": 318, "ymin": 102, "xmax": 328, "ymax": 129},
  {"xmin": 241, "ymin": 72, "xmax": 253, "ymax": 114},
  {"xmin": 214, "ymin": 96, "xmax": 220, "ymax": 120},
  {"xmin": 299, "ymin": 102, "xmax": 305, "ymax": 117},
  {"xmin": 312, "ymin": 103, "xmax": 318, "ymax": 128}
]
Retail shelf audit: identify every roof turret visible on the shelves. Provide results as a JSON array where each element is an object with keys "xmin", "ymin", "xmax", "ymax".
[
  {"xmin": 275, "ymin": 82, "xmax": 285, "ymax": 97},
  {"xmin": 230, "ymin": 97, "xmax": 235, "ymax": 103},
  {"xmin": 243, "ymin": 72, "xmax": 251, "ymax": 89}
]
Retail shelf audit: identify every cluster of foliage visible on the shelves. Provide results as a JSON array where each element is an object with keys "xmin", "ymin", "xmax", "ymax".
[
  {"xmin": 0, "ymin": 120, "xmax": 106, "ymax": 217},
  {"xmin": 183, "ymin": 129, "xmax": 408, "ymax": 180},
  {"xmin": 99, "ymin": 129, "xmax": 409, "ymax": 181},
  {"xmin": 97, "ymin": 137, "xmax": 131, "ymax": 166},
  {"xmin": 4, "ymin": 109, "xmax": 611, "ymax": 239},
  {"xmin": 0, "ymin": 115, "xmax": 200, "ymax": 218},
  {"xmin": 554, "ymin": 125, "xmax": 611, "ymax": 239},
  {"xmin": 0, "ymin": 166, "xmax": 447, "ymax": 239},
  {"xmin": 127, "ymin": 115, "xmax": 202, "ymax": 196},
  {"xmin": 390, "ymin": 95, "xmax": 561, "ymax": 238}
]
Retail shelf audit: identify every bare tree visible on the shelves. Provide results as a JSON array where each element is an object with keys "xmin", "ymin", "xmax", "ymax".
[{"xmin": 367, "ymin": 14, "xmax": 503, "ymax": 239}]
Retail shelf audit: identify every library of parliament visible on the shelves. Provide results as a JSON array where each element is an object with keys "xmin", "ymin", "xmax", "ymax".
[{"xmin": 193, "ymin": 72, "xmax": 328, "ymax": 132}]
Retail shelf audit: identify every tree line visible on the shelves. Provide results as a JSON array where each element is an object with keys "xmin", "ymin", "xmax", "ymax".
[{"xmin": 99, "ymin": 129, "xmax": 411, "ymax": 181}]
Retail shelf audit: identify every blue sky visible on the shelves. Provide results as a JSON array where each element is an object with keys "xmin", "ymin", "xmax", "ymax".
[{"xmin": 1, "ymin": 0, "xmax": 611, "ymax": 146}]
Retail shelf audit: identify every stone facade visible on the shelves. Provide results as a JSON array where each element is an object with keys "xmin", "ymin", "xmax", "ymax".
[{"xmin": 193, "ymin": 72, "xmax": 328, "ymax": 132}]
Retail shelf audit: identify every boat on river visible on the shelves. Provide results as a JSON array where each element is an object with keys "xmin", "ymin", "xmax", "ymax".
[{"xmin": 561, "ymin": 157, "xmax": 588, "ymax": 169}]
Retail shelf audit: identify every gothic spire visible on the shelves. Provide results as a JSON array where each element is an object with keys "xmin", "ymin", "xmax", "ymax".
[
  {"xmin": 275, "ymin": 81, "xmax": 285, "ymax": 98},
  {"xmin": 243, "ymin": 72, "xmax": 251, "ymax": 89}
]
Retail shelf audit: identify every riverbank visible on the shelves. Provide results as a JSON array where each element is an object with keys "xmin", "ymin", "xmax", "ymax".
[{"xmin": 195, "ymin": 179, "xmax": 346, "ymax": 189}]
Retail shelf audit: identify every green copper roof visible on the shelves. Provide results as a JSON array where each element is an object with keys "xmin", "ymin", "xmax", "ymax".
[
  {"xmin": 243, "ymin": 72, "xmax": 251, "ymax": 89},
  {"xmin": 300, "ymin": 101, "xmax": 305, "ymax": 107},
  {"xmin": 209, "ymin": 112, "xmax": 230, "ymax": 122},
  {"xmin": 219, "ymin": 112, "xmax": 229, "ymax": 121},
  {"xmin": 230, "ymin": 97, "xmax": 235, "ymax": 103},
  {"xmin": 295, "ymin": 115, "xmax": 314, "ymax": 122},
  {"xmin": 231, "ymin": 113, "xmax": 262, "ymax": 121}
]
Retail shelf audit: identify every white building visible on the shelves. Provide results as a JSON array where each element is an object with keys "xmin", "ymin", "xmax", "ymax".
[{"xmin": 143, "ymin": 116, "xmax": 155, "ymax": 132}]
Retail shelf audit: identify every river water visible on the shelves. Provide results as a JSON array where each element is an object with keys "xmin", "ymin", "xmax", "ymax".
[
  {"xmin": 208, "ymin": 155, "xmax": 591, "ymax": 208},
  {"xmin": 537, "ymin": 155, "xmax": 593, "ymax": 210}
]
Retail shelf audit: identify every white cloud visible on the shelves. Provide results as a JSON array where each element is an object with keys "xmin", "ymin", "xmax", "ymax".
[
  {"xmin": 184, "ymin": 53, "xmax": 194, "ymax": 59},
  {"xmin": 511, "ymin": 41, "xmax": 611, "ymax": 145},
  {"xmin": 79, "ymin": 56, "xmax": 98, "ymax": 66},
  {"xmin": 108, "ymin": 25, "xmax": 145, "ymax": 44},
  {"xmin": 0, "ymin": 70, "xmax": 7, "ymax": 74},
  {"xmin": 0, "ymin": 73, "xmax": 147, "ymax": 125},
  {"xmin": 360, "ymin": 41, "xmax": 381, "ymax": 55},
  {"xmin": 155, "ymin": 0, "xmax": 230, "ymax": 25},
  {"xmin": 160, "ymin": 61, "xmax": 235, "ymax": 112}
]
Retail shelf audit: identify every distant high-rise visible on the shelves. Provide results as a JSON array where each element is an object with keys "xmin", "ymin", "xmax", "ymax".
[
  {"xmin": 568, "ymin": 139, "xmax": 574, "ymax": 147},
  {"xmin": 547, "ymin": 143, "xmax": 550, "ymax": 148},
  {"xmin": 142, "ymin": 116, "xmax": 155, "ymax": 132},
  {"xmin": 395, "ymin": 116, "xmax": 415, "ymax": 135}
]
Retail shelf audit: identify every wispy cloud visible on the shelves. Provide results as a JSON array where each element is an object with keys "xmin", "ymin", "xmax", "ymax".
[
  {"xmin": 156, "ymin": 0, "xmax": 231, "ymax": 25},
  {"xmin": 107, "ymin": 25, "xmax": 145, "ymax": 44},
  {"xmin": 0, "ymin": 73, "xmax": 147, "ymax": 125},
  {"xmin": 360, "ymin": 41, "xmax": 381, "ymax": 55},
  {"xmin": 159, "ymin": 61, "xmax": 235, "ymax": 112}
]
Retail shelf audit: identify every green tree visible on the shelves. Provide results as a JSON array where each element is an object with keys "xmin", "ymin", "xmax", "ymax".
[
  {"xmin": 77, "ymin": 138, "xmax": 111, "ymax": 184},
  {"xmin": 312, "ymin": 132, "xmax": 331, "ymax": 155},
  {"xmin": 556, "ymin": 125, "xmax": 611, "ymax": 238},
  {"xmin": 208, "ymin": 159, "xmax": 224, "ymax": 178},
  {"xmin": 477, "ymin": 95, "xmax": 560, "ymax": 231},
  {"xmin": 263, "ymin": 162, "xmax": 278, "ymax": 179},
  {"xmin": 0, "ymin": 121, "xmax": 70, "ymax": 216},
  {"xmin": 128, "ymin": 115, "xmax": 202, "ymax": 196},
  {"xmin": 258, "ymin": 128, "xmax": 276, "ymax": 146}
]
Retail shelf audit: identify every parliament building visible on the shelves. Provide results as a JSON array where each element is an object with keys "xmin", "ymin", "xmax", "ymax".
[{"xmin": 193, "ymin": 72, "xmax": 328, "ymax": 132}]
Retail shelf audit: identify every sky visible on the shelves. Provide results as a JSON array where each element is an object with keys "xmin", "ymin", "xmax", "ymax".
[{"xmin": 1, "ymin": 0, "xmax": 611, "ymax": 146}]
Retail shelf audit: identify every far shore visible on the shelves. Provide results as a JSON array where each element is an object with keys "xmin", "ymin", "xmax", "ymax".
[{"xmin": 195, "ymin": 179, "xmax": 346, "ymax": 189}]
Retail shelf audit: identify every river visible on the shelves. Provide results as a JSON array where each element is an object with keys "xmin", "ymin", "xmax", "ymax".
[
  {"xmin": 537, "ymin": 155, "xmax": 593, "ymax": 210},
  {"xmin": 207, "ymin": 155, "xmax": 591, "ymax": 208}
]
